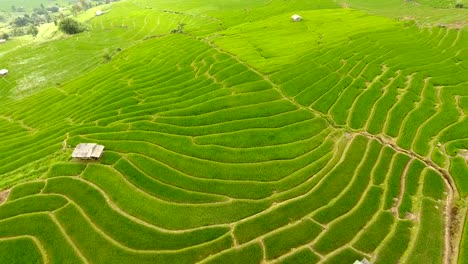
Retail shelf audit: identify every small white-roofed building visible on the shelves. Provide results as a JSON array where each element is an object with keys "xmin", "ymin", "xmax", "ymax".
[
  {"xmin": 0, "ymin": 69, "xmax": 8, "ymax": 76},
  {"xmin": 72, "ymin": 143, "xmax": 105, "ymax": 160},
  {"xmin": 353, "ymin": 258, "xmax": 371, "ymax": 264},
  {"xmin": 292, "ymin": 14, "xmax": 302, "ymax": 22},
  {"xmin": 95, "ymin": 10, "xmax": 104, "ymax": 16},
  {"xmin": 0, "ymin": 39, "xmax": 6, "ymax": 44}
]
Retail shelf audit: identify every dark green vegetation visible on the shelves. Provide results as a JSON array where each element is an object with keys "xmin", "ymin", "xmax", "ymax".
[
  {"xmin": 58, "ymin": 18, "xmax": 85, "ymax": 35},
  {"xmin": 0, "ymin": 0, "xmax": 466, "ymax": 263}
]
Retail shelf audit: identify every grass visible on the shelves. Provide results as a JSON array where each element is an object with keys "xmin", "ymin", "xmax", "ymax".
[
  {"xmin": 374, "ymin": 220, "xmax": 413, "ymax": 264},
  {"xmin": 275, "ymin": 248, "xmax": 320, "ymax": 264},
  {"xmin": 460, "ymin": 211, "xmax": 468, "ymax": 264},
  {"xmin": 0, "ymin": 213, "xmax": 85, "ymax": 263},
  {"xmin": 0, "ymin": 237, "xmax": 43, "ymax": 264},
  {"xmin": 383, "ymin": 153, "xmax": 410, "ymax": 210},
  {"xmin": 313, "ymin": 186, "xmax": 383, "ymax": 254},
  {"xmin": 398, "ymin": 160, "xmax": 425, "ymax": 217},
  {"xmin": 423, "ymin": 169, "xmax": 447, "ymax": 200},
  {"xmin": 204, "ymin": 243, "xmax": 262, "ymax": 264},
  {"xmin": 406, "ymin": 198, "xmax": 445, "ymax": 264},
  {"xmin": 353, "ymin": 211, "xmax": 395, "ymax": 253},
  {"xmin": 312, "ymin": 139, "xmax": 382, "ymax": 224},
  {"xmin": 0, "ymin": 0, "xmax": 465, "ymax": 263},
  {"xmin": 450, "ymin": 156, "xmax": 468, "ymax": 197},
  {"xmin": 264, "ymin": 218, "xmax": 322, "ymax": 260},
  {"xmin": 7, "ymin": 181, "xmax": 44, "ymax": 200}
]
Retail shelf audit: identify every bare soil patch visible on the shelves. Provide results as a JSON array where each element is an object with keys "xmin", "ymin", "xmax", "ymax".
[{"xmin": 0, "ymin": 189, "xmax": 10, "ymax": 205}]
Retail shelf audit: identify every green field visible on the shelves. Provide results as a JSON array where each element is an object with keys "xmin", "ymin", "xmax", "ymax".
[{"xmin": 0, "ymin": 0, "xmax": 467, "ymax": 263}]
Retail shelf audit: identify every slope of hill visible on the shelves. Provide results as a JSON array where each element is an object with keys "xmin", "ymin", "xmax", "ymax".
[{"xmin": 0, "ymin": 0, "xmax": 467, "ymax": 263}]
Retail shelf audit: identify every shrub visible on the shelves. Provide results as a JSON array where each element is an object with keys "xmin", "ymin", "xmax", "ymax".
[
  {"xmin": 0, "ymin": 32, "xmax": 8, "ymax": 40},
  {"xmin": 58, "ymin": 18, "xmax": 85, "ymax": 35},
  {"xmin": 171, "ymin": 23, "xmax": 186, "ymax": 34},
  {"xmin": 46, "ymin": 6, "xmax": 59, "ymax": 13}
]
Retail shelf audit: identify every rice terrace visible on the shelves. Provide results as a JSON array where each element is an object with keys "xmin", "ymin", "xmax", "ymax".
[{"xmin": 0, "ymin": 0, "xmax": 467, "ymax": 263}]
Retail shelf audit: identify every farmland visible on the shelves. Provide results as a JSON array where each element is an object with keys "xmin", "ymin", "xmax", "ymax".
[{"xmin": 0, "ymin": 0, "xmax": 467, "ymax": 263}]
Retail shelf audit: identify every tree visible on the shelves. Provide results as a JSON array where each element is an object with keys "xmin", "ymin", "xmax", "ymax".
[
  {"xmin": 455, "ymin": 1, "xmax": 464, "ymax": 8},
  {"xmin": 27, "ymin": 25, "xmax": 39, "ymax": 37},
  {"xmin": 71, "ymin": 4, "xmax": 82, "ymax": 16},
  {"xmin": 11, "ymin": 27, "xmax": 25, "ymax": 36},
  {"xmin": 170, "ymin": 23, "xmax": 186, "ymax": 34},
  {"xmin": 0, "ymin": 32, "xmax": 9, "ymax": 40},
  {"xmin": 11, "ymin": 5, "xmax": 16, "ymax": 12},
  {"xmin": 12, "ymin": 15, "xmax": 32, "ymax": 27},
  {"xmin": 79, "ymin": 0, "xmax": 89, "ymax": 10},
  {"xmin": 58, "ymin": 18, "xmax": 85, "ymax": 35}
]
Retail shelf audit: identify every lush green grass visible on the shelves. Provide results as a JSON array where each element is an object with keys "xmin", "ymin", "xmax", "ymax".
[
  {"xmin": 0, "ymin": 0, "xmax": 61, "ymax": 11},
  {"xmin": 45, "ymin": 163, "xmax": 87, "ymax": 178},
  {"xmin": 312, "ymin": 140, "xmax": 382, "ymax": 224},
  {"xmin": 204, "ymin": 243, "xmax": 262, "ymax": 264},
  {"xmin": 0, "ymin": 213, "xmax": 85, "ymax": 263},
  {"xmin": 0, "ymin": 194, "xmax": 67, "ymax": 219},
  {"xmin": 264, "ymin": 218, "xmax": 322, "ymax": 260},
  {"xmin": 450, "ymin": 156, "xmax": 468, "ymax": 197},
  {"xmin": 0, "ymin": 237, "xmax": 43, "ymax": 264},
  {"xmin": 423, "ymin": 169, "xmax": 447, "ymax": 200},
  {"xmin": 7, "ymin": 181, "xmax": 44, "ymax": 200},
  {"xmin": 313, "ymin": 186, "xmax": 383, "ymax": 254},
  {"xmin": 322, "ymin": 248, "xmax": 364, "ymax": 264},
  {"xmin": 233, "ymin": 136, "xmax": 368, "ymax": 244},
  {"xmin": 353, "ymin": 211, "xmax": 395, "ymax": 253},
  {"xmin": 460, "ymin": 211, "xmax": 468, "ymax": 264},
  {"xmin": 375, "ymin": 220, "xmax": 414, "ymax": 264},
  {"xmin": 406, "ymin": 198, "xmax": 445, "ymax": 264},
  {"xmin": 398, "ymin": 159, "xmax": 425, "ymax": 217},
  {"xmin": 338, "ymin": 0, "xmax": 468, "ymax": 25},
  {"xmin": 275, "ymin": 248, "xmax": 321, "ymax": 264}
]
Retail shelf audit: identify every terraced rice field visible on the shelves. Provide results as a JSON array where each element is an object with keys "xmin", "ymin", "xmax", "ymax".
[{"xmin": 0, "ymin": 0, "xmax": 467, "ymax": 263}]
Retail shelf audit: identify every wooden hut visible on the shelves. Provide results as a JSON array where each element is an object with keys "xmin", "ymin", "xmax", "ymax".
[{"xmin": 291, "ymin": 14, "xmax": 302, "ymax": 22}]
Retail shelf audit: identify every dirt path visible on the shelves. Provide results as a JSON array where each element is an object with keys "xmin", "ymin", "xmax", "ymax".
[{"xmin": 0, "ymin": 189, "xmax": 10, "ymax": 205}]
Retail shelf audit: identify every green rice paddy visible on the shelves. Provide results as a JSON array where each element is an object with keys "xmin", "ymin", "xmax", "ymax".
[{"xmin": 0, "ymin": 0, "xmax": 467, "ymax": 263}]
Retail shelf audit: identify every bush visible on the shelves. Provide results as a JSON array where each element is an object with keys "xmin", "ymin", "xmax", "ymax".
[
  {"xmin": 0, "ymin": 32, "xmax": 8, "ymax": 40},
  {"xmin": 46, "ymin": 6, "xmax": 59, "ymax": 13},
  {"xmin": 27, "ymin": 25, "xmax": 39, "ymax": 37},
  {"xmin": 170, "ymin": 23, "xmax": 186, "ymax": 34},
  {"xmin": 455, "ymin": 1, "xmax": 464, "ymax": 8},
  {"xmin": 58, "ymin": 18, "xmax": 85, "ymax": 35}
]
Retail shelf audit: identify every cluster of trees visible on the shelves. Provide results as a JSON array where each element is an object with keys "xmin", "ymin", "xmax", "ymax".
[
  {"xmin": 10, "ymin": 15, "xmax": 40, "ymax": 37},
  {"xmin": 8, "ymin": 4, "xmax": 62, "ymax": 37},
  {"xmin": 0, "ymin": 32, "xmax": 8, "ymax": 40},
  {"xmin": 58, "ymin": 18, "xmax": 85, "ymax": 35},
  {"xmin": 2, "ymin": 0, "xmax": 118, "ymax": 38}
]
